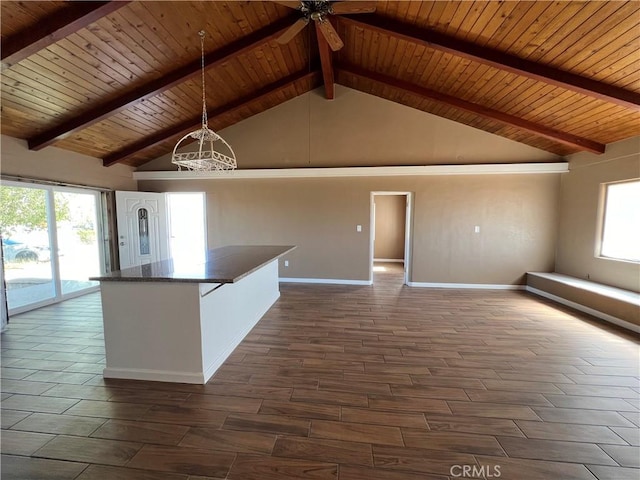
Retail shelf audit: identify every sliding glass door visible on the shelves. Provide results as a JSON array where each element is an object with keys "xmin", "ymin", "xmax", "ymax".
[
  {"xmin": 0, "ymin": 184, "xmax": 55, "ymax": 310},
  {"xmin": 0, "ymin": 181, "xmax": 104, "ymax": 313},
  {"xmin": 54, "ymin": 190, "xmax": 101, "ymax": 296}
]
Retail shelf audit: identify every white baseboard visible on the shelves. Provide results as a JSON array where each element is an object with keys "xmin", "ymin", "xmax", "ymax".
[
  {"xmin": 103, "ymin": 367, "xmax": 205, "ymax": 384},
  {"xmin": 280, "ymin": 277, "xmax": 373, "ymax": 286},
  {"xmin": 408, "ymin": 282, "xmax": 525, "ymax": 290},
  {"xmin": 102, "ymin": 295, "xmax": 282, "ymax": 385},
  {"xmin": 281, "ymin": 278, "xmax": 522, "ymax": 289},
  {"xmin": 201, "ymin": 322, "xmax": 257, "ymax": 383},
  {"xmin": 202, "ymin": 291, "xmax": 280, "ymax": 383},
  {"xmin": 526, "ymin": 286, "xmax": 640, "ymax": 333},
  {"xmin": 374, "ymin": 259, "xmax": 404, "ymax": 263}
]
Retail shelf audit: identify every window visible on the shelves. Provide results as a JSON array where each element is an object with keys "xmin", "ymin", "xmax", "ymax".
[{"xmin": 600, "ymin": 180, "xmax": 640, "ymax": 262}]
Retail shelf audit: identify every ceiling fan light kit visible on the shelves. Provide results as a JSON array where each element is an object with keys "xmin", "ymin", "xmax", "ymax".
[
  {"xmin": 172, "ymin": 31, "xmax": 237, "ymax": 173},
  {"xmin": 276, "ymin": 0, "xmax": 376, "ymax": 51}
]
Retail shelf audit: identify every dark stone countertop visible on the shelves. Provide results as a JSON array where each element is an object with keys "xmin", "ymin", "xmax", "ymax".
[{"xmin": 91, "ymin": 245, "xmax": 296, "ymax": 284}]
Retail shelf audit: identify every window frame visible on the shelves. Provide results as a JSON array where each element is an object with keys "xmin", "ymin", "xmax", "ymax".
[{"xmin": 596, "ymin": 178, "xmax": 640, "ymax": 264}]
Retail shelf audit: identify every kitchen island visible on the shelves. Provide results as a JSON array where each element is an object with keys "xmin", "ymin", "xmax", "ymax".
[{"xmin": 91, "ymin": 245, "xmax": 295, "ymax": 384}]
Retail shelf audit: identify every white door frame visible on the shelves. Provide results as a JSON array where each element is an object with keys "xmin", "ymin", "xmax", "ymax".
[
  {"xmin": 370, "ymin": 191, "xmax": 413, "ymax": 285},
  {"xmin": 1, "ymin": 244, "xmax": 7, "ymax": 332}
]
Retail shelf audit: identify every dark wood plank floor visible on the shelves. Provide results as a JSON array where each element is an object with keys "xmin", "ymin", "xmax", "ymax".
[{"xmin": 1, "ymin": 267, "xmax": 639, "ymax": 480}]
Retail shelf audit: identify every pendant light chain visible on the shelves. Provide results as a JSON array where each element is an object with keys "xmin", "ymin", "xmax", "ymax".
[{"xmin": 199, "ymin": 30, "xmax": 208, "ymax": 129}]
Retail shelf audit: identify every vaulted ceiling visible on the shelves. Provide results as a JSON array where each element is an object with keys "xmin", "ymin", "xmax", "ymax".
[{"xmin": 1, "ymin": 1, "xmax": 639, "ymax": 168}]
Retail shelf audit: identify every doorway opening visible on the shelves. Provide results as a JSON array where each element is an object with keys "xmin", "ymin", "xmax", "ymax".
[
  {"xmin": 116, "ymin": 191, "xmax": 206, "ymax": 269},
  {"xmin": 167, "ymin": 192, "xmax": 207, "ymax": 265},
  {"xmin": 370, "ymin": 192, "xmax": 412, "ymax": 285}
]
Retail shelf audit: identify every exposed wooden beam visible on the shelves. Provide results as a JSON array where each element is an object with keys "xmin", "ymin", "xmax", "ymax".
[
  {"xmin": 339, "ymin": 15, "xmax": 640, "ymax": 111},
  {"xmin": 1, "ymin": 1, "xmax": 130, "ymax": 69},
  {"xmin": 338, "ymin": 64, "xmax": 606, "ymax": 154},
  {"xmin": 28, "ymin": 14, "xmax": 299, "ymax": 151},
  {"xmin": 103, "ymin": 70, "xmax": 321, "ymax": 167},
  {"xmin": 315, "ymin": 20, "xmax": 335, "ymax": 99}
]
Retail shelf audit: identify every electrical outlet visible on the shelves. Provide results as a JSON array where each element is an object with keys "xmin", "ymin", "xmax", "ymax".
[
  {"xmin": 284, "ymin": 260, "xmax": 289, "ymax": 267},
  {"xmin": 356, "ymin": 225, "xmax": 362, "ymax": 232},
  {"xmin": 474, "ymin": 225, "xmax": 480, "ymax": 233}
]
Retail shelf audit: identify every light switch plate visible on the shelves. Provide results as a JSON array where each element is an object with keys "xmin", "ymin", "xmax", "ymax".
[{"xmin": 356, "ymin": 225, "xmax": 362, "ymax": 232}]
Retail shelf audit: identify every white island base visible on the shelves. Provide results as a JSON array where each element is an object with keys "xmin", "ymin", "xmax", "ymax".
[{"xmin": 100, "ymin": 259, "xmax": 279, "ymax": 384}]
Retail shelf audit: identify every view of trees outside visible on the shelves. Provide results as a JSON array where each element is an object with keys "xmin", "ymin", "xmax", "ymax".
[
  {"xmin": 1, "ymin": 185, "xmax": 55, "ymax": 308},
  {"xmin": 0, "ymin": 186, "xmax": 69, "ymax": 237}
]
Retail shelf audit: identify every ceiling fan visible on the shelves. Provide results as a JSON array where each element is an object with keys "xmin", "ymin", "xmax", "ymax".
[{"xmin": 275, "ymin": 1, "xmax": 377, "ymax": 51}]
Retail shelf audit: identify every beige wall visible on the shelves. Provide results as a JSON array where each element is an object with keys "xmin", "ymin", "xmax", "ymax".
[
  {"xmin": 141, "ymin": 173, "xmax": 560, "ymax": 285},
  {"xmin": 139, "ymin": 85, "xmax": 560, "ymax": 171},
  {"xmin": 0, "ymin": 135, "xmax": 136, "ymax": 190},
  {"xmin": 374, "ymin": 195, "xmax": 406, "ymax": 260},
  {"xmin": 556, "ymin": 137, "xmax": 640, "ymax": 292},
  {"xmin": 138, "ymin": 83, "xmax": 561, "ymax": 286}
]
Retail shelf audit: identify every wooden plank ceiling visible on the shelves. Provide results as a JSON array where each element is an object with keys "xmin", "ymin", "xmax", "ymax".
[{"xmin": 1, "ymin": 1, "xmax": 639, "ymax": 168}]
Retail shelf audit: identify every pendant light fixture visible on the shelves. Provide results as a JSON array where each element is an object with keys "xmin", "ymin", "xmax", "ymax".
[{"xmin": 171, "ymin": 31, "xmax": 237, "ymax": 172}]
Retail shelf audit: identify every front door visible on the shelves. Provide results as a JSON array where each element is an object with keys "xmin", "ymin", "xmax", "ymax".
[{"xmin": 116, "ymin": 191, "xmax": 169, "ymax": 268}]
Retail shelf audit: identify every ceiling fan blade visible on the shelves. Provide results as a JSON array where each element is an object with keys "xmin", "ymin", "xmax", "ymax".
[
  {"xmin": 330, "ymin": 1, "xmax": 377, "ymax": 14},
  {"xmin": 316, "ymin": 18, "xmax": 344, "ymax": 51},
  {"xmin": 276, "ymin": 17, "xmax": 309, "ymax": 44},
  {"xmin": 271, "ymin": 1, "xmax": 303, "ymax": 10}
]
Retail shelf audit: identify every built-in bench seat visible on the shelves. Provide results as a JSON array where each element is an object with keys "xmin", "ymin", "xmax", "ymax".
[{"xmin": 526, "ymin": 272, "xmax": 640, "ymax": 333}]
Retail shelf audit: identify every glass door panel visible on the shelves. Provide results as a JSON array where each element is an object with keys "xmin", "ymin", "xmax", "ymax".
[
  {"xmin": 54, "ymin": 191, "xmax": 101, "ymax": 296},
  {"xmin": 0, "ymin": 184, "xmax": 55, "ymax": 310}
]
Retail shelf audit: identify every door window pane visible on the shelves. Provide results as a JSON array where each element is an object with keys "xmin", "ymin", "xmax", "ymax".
[
  {"xmin": 138, "ymin": 208, "xmax": 150, "ymax": 255},
  {"xmin": 0, "ymin": 185, "xmax": 55, "ymax": 310},
  {"xmin": 54, "ymin": 191, "xmax": 101, "ymax": 295}
]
